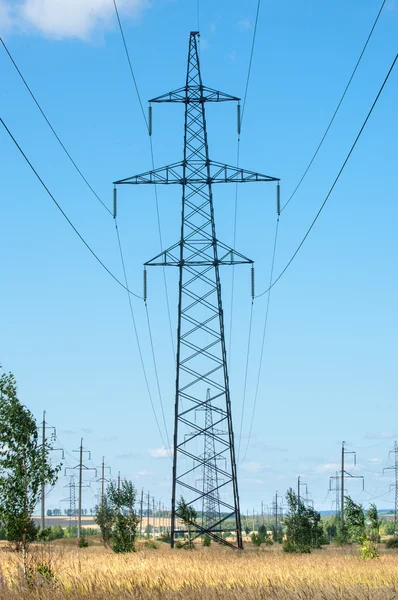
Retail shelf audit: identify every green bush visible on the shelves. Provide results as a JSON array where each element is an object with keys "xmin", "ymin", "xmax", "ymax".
[
  {"xmin": 360, "ymin": 539, "xmax": 379, "ymax": 559},
  {"xmin": 386, "ymin": 537, "xmax": 398, "ymax": 549},
  {"xmin": 36, "ymin": 563, "xmax": 55, "ymax": 581},
  {"xmin": 78, "ymin": 535, "xmax": 89, "ymax": 548},
  {"xmin": 202, "ymin": 534, "xmax": 211, "ymax": 547}
]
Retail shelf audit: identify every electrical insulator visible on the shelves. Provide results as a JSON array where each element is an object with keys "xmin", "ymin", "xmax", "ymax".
[
  {"xmin": 148, "ymin": 105, "xmax": 152, "ymax": 136},
  {"xmin": 113, "ymin": 186, "xmax": 117, "ymax": 219},
  {"xmin": 237, "ymin": 103, "xmax": 241, "ymax": 136},
  {"xmin": 251, "ymin": 266, "xmax": 255, "ymax": 300},
  {"xmin": 276, "ymin": 183, "xmax": 280, "ymax": 216},
  {"xmin": 143, "ymin": 268, "xmax": 147, "ymax": 303}
]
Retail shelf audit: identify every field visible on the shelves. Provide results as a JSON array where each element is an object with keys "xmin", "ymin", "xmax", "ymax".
[{"xmin": 2, "ymin": 540, "xmax": 398, "ymax": 599}]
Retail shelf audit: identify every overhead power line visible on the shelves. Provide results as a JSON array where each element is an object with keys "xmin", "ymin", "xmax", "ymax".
[
  {"xmin": 281, "ymin": 0, "xmax": 388, "ymax": 212},
  {"xmin": 0, "ymin": 37, "xmax": 112, "ymax": 217},
  {"xmin": 255, "ymin": 52, "xmax": 397, "ymax": 299},
  {"xmin": 241, "ymin": 217, "xmax": 280, "ymax": 464},
  {"xmin": 0, "ymin": 118, "xmax": 143, "ymax": 300},
  {"xmin": 114, "ymin": 218, "xmax": 172, "ymax": 456},
  {"xmin": 240, "ymin": 0, "xmax": 262, "ymax": 126},
  {"xmin": 112, "ymin": 0, "xmax": 176, "ymax": 362}
]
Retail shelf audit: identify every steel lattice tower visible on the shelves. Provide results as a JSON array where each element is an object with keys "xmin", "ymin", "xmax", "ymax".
[
  {"xmin": 201, "ymin": 388, "xmax": 222, "ymax": 532},
  {"xmin": 114, "ymin": 32, "xmax": 279, "ymax": 549}
]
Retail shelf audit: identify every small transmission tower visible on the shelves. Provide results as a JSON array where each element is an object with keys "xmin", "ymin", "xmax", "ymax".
[
  {"xmin": 114, "ymin": 32, "xmax": 279, "ymax": 549},
  {"xmin": 384, "ymin": 441, "xmax": 398, "ymax": 536},
  {"xmin": 64, "ymin": 475, "xmax": 77, "ymax": 528},
  {"xmin": 200, "ymin": 388, "xmax": 222, "ymax": 532}
]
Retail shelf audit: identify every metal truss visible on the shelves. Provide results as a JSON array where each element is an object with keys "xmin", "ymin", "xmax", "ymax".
[{"xmin": 114, "ymin": 31, "xmax": 279, "ymax": 549}]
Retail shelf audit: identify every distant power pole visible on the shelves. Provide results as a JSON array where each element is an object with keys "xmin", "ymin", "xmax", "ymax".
[
  {"xmin": 38, "ymin": 411, "xmax": 63, "ymax": 530},
  {"xmin": 297, "ymin": 476, "xmax": 308, "ymax": 504},
  {"xmin": 139, "ymin": 488, "xmax": 144, "ymax": 538},
  {"xmin": 62, "ymin": 475, "xmax": 77, "ymax": 528},
  {"xmin": 272, "ymin": 492, "xmax": 283, "ymax": 537},
  {"xmin": 340, "ymin": 441, "xmax": 364, "ymax": 531},
  {"xmin": 66, "ymin": 439, "xmax": 97, "ymax": 538},
  {"xmin": 384, "ymin": 441, "xmax": 398, "ymax": 535},
  {"xmin": 97, "ymin": 456, "xmax": 111, "ymax": 501},
  {"xmin": 147, "ymin": 491, "xmax": 150, "ymax": 537},
  {"xmin": 329, "ymin": 471, "xmax": 340, "ymax": 516}
]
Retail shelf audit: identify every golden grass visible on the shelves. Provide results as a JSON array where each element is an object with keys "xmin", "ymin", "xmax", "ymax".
[{"xmin": 1, "ymin": 540, "xmax": 398, "ymax": 599}]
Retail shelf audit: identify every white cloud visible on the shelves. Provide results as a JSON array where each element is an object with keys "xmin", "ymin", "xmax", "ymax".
[
  {"xmin": 368, "ymin": 457, "xmax": 382, "ymax": 464},
  {"xmin": 0, "ymin": 0, "xmax": 149, "ymax": 40},
  {"xmin": 148, "ymin": 447, "xmax": 173, "ymax": 459},
  {"xmin": 0, "ymin": 0, "xmax": 12, "ymax": 32},
  {"xmin": 136, "ymin": 470, "xmax": 151, "ymax": 477}
]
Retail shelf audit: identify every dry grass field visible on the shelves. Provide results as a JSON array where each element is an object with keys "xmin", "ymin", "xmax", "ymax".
[{"xmin": 2, "ymin": 539, "xmax": 398, "ymax": 599}]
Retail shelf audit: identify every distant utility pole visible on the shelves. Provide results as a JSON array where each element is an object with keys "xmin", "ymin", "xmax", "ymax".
[
  {"xmin": 147, "ymin": 491, "xmax": 150, "ymax": 538},
  {"xmin": 329, "ymin": 471, "xmax": 340, "ymax": 516},
  {"xmin": 153, "ymin": 497, "xmax": 156, "ymax": 540},
  {"xmin": 66, "ymin": 439, "xmax": 97, "ymax": 538},
  {"xmin": 340, "ymin": 441, "xmax": 364, "ymax": 531},
  {"xmin": 139, "ymin": 488, "xmax": 144, "ymax": 538},
  {"xmin": 38, "ymin": 411, "xmax": 64, "ymax": 530},
  {"xmin": 62, "ymin": 475, "xmax": 77, "ymax": 528},
  {"xmin": 297, "ymin": 476, "xmax": 308, "ymax": 504},
  {"xmin": 272, "ymin": 492, "xmax": 283, "ymax": 537},
  {"xmin": 384, "ymin": 441, "xmax": 398, "ymax": 536},
  {"xmin": 97, "ymin": 456, "xmax": 111, "ymax": 501}
]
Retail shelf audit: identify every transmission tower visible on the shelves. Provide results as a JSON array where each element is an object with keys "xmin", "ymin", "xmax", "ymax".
[
  {"xmin": 114, "ymin": 31, "xmax": 279, "ymax": 549},
  {"xmin": 383, "ymin": 441, "xmax": 398, "ymax": 536},
  {"xmin": 329, "ymin": 470, "xmax": 340, "ymax": 516},
  {"xmin": 63, "ymin": 475, "xmax": 77, "ymax": 528},
  {"xmin": 340, "ymin": 441, "xmax": 364, "ymax": 530},
  {"xmin": 200, "ymin": 388, "xmax": 222, "ymax": 532}
]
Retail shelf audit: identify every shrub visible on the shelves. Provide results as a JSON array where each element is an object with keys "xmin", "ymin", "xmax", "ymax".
[
  {"xmin": 386, "ymin": 537, "xmax": 398, "ymax": 549},
  {"xmin": 78, "ymin": 536, "xmax": 89, "ymax": 548},
  {"xmin": 203, "ymin": 535, "xmax": 211, "ymax": 547},
  {"xmin": 360, "ymin": 539, "xmax": 379, "ymax": 559}
]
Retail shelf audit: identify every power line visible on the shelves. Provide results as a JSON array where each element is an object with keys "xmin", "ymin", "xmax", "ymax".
[
  {"xmin": 112, "ymin": 0, "xmax": 148, "ymax": 129},
  {"xmin": 0, "ymin": 37, "xmax": 112, "ymax": 217},
  {"xmin": 255, "ymin": 53, "xmax": 397, "ymax": 299},
  {"xmin": 237, "ymin": 302, "xmax": 254, "ymax": 462},
  {"xmin": 113, "ymin": 0, "xmax": 176, "ymax": 361},
  {"xmin": 228, "ymin": 0, "xmax": 262, "ymax": 405},
  {"xmin": 0, "ymin": 117, "xmax": 143, "ymax": 300},
  {"xmin": 114, "ymin": 218, "xmax": 171, "ymax": 456},
  {"xmin": 280, "ymin": 0, "xmax": 387, "ymax": 212},
  {"xmin": 240, "ymin": 0, "xmax": 262, "ymax": 125},
  {"xmin": 145, "ymin": 303, "xmax": 172, "ymax": 454},
  {"xmin": 241, "ymin": 217, "xmax": 279, "ymax": 463}
]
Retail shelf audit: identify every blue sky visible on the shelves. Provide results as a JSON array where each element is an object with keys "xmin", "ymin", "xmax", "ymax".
[{"xmin": 0, "ymin": 0, "xmax": 397, "ymax": 517}]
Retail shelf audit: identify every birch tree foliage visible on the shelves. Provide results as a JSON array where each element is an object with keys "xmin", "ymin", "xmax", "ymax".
[{"xmin": 0, "ymin": 368, "xmax": 60, "ymax": 547}]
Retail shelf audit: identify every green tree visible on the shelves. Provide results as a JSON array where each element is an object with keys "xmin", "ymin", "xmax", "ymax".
[
  {"xmin": 283, "ymin": 488, "xmax": 325, "ymax": 553},
  {"xmin": 176, "ymin": 496, "xmax": 197, "ymax": 548},
  {"xmin": 0, "ymin": 368, "xmax": 61, "ymax": 573},
  {"xmin": 251, "ymin": 524, "xmax": 273, "ymax": 547},
  {"xmin": 94, "ymin": 495, "xmax": 114, "ymax": 547},
  {"xmin": 97, "ymin": 480, "xmax": 139, "ymax": 553},
  {"xmin": 367, "ymin": 503, "xmax": 380, "ymax": 543},
  {"xmin": 344, "ymin": 496, "xmax": 365, "ymax": 543}
]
